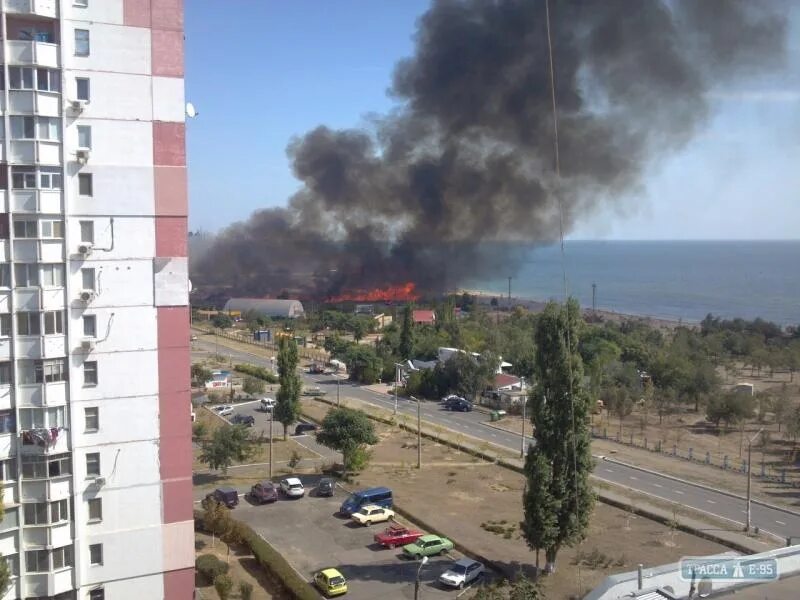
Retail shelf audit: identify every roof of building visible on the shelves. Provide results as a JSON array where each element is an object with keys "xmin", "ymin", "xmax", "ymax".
[
  {"xmin": 223, "ymin": 298, "xmax": 305, "ymax": 318},
  {"xmin": 413, "ymin": 309, "xmax": 436, "ymax": 324},
  {"xmin": 494, "ymin": 373, "xmax": 521, "ymax": 389}
]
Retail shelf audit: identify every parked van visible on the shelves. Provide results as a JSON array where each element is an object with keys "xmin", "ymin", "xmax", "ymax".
[{"xmin": 339, "ymin": 486, "xmax": 393, "ymax": 516}]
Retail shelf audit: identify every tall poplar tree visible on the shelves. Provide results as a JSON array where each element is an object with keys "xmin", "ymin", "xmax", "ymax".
[
  {"xmin": 399, "ymin": 303, "xmax": 415, "ymax": 360},
  {"xmin": 521, "ymin": 300, "xmax": 594, "ymax": 573},
  {"xmin": 275, "ymin": 337, "xmax": 301, "ymax": 439}
]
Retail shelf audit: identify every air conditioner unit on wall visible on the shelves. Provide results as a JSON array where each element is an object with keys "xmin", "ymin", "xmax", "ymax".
[
  {"xmin": 76, "ymin": 148, "xmax": 90, "ymax": 164},
  {"xmin": 70, "ymin": 99, "xmax": 89, "ymax": 113},
  {"xmin": 94, "ymin": 477, "xmax": 106, "ymax": 487},
  {"xmin": 79, "ymin": 290, "xmax": 96, "ymax": 303},
  {"xmin": 78, "ymin": 242, "xmax": 93, "ymax": 256},
  {"xmin": 81, "ymin": 339, "xmax": 96, "ymax": 351}
]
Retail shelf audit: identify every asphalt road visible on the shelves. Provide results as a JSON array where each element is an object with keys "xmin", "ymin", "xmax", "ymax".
[
  {"xmin": 192, "ymin": 335, "xmax": 800, "ymax": 541},
  {"xmin": 224, "ymin": 477, "xmax": 484, "ymax": 599}
]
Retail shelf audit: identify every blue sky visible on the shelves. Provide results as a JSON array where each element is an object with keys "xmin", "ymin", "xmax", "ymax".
[{"xmin": 185, "ymin": 1, "xmax": 799, "ymax": 240}]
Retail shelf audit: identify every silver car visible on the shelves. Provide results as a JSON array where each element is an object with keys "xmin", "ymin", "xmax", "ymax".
[
  {"xmin": 279, "ymin": 477, "xmax": 305, "ymax": 498},
  {"xmin": 439, "ymin": 558, "xmax": 484, "ymax": 589},
  {"xmin": 212, "ymin": 405, "xmax": 234, "ymax": 417}
]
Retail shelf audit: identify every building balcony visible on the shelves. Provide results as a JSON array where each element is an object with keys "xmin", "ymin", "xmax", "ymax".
[
  {"xmin": 0, "ymin": 432, "xmax": 15, "ymax": 460},
  {"xmin": 15, "ymin": 335, "xmax": 67, "ymax": 360},
  {"xmin": 21, "ymin": 476, "xmax": 70, "ymax": 503},
  {"xmin": 11, "ymin": 189, "xmax": 62, "ymax": 214},
  {"xmin": 3, "ymin": 0, "xmax": 58, "ymax": 19},
  {"xmin": 0, "ymin": 530, "xmax": 18, "ymax": 557},
  {"xmin": 16, "ymin": 382, "xmax": 67, "ymax": 408},
  {"xmin": 23, "ymin": 567, "xmax": 74, "ymax": 599},
  {"xmin": 19, "ymin": 427, "xmax": 69, "ymax": 455},
  {"xmin": 8, "ymin": 140, "xmax": 61, "ymax": 165},
  {"xmin": 0, "ymin": 190, "xmax": 8, "ymax": 212},
  {"xmin": 8, "ymin": 90, "xmax": 61, "ymax": 118},
  {"xmin": 22, "ymin": 520, "xmax": 72, "ymax": 548},
  {"xmin": 0, "ymin": 338, "xmax": 10, "ymax": 363},
  {"xmin": 12, "ymin": 239, "xmax": 64, "ymax": 262},
  {"xmin": 3, "ymin": 40, "xmax": 59, "ymax": 68}
]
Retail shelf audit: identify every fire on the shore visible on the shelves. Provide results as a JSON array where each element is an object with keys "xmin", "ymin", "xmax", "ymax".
[{"xmin": 327, "ymin": 282, "xmax": 420, "ymax": 303}]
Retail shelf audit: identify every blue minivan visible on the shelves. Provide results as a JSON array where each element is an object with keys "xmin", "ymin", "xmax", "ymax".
[{"xmin": 339, "ymin": 486, "xmax": 393, "ymax": 515}]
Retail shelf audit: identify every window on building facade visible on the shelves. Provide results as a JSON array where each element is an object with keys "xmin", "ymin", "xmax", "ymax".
[
  {"xmin": 86, "ymin": 453, "xmax": 100, "ymax": 477},
  {"xmin": 83, "ymin": 315, "xmax": 96, "ymax": 337},
  {"xmin": 43, "ymin": 310, "xmax": 64, "ymax": 335},
  {"xmin": 39, "ymin": 169, "xmax": 62, "ymax": 189},
  {"xmin": 81, "ymin": 267, "xmax": 96, "ymax": 291},
  {"xmin": 13, "ymin": 219, "xmax": 37, "ymax": 238},
  {"xmin": 36, "ymin": 116, "xmax": 61, "ymax": 141},
  {"xmin": 25, "ymin": 549, "xmax": 48, "ymax": 572},
  {"xmin": 14, "ymin": 263, "xmax": 39, "ymax": 287},
  {"xmin": 10, "ymin": 116, "xmax": 34, "ymax": 139},
  {"xmin": 0, "ymin": 315, "xmax": 10, "ymax": 338},
  {"xmin": 76, "ymin": 77, "xmax": 90, "ymax": 101},
  {"xmin": 9, "ymin": 66, "xmax": 34, "ymax": 90},
  {"xmin": 80, "ymin": 220, "xmax": 94, "ymax": 243},
  {"xmin": 50, "ymin": 499, "xmax": 69, "ymax": 523},
  {"xmin": 89, "ymin": 589, "xmax": 105, "ymax": 600},
  {"xmin": 0, "ymin": 410, "xmax": 14, "ymax": 434},
  {"xmin": 0, "ymin": 508, "xmax": 18, "ymax": 533},
  {"xmin": 12, "ymin": 170, "xmax": 37, "ymax": 189},
  {"xmin": 0, "ymin": 458, "xmax": 15, "ymax": 481},
  {"xmin": 12, "ymin": 167, "xmax": 62, "ymax": 189},
  {"xmin": 84, "ymin": 407, "xmax": 99, "ymax": 432},
  {"xmin": 52, "ymin": 544, "xmax": 73, "ymax": 569},
  {"xmin": 75, "ymin": 0, "xmax": 89, "ymax": 7},
  {"xmin": 88, "ymin": 498, "xmax": 102, "ymax": 522},
  {"xmin": 78, "ymin": 173, "xmax": 93, "ymax": 196},
  {"xmin": 20, "ymin": 406, "xmax": 65, "ymax": 430},
  {"xmin": 84, "ymin": 361, "xmax": 98, "ymax": 386},
  {"xmin": 75, "ymin": 29, "xmax": 90, "ymax": 56},
  {"xmin": 16, "ymin": 312, "xmax": 41, "ymax": 336},
  {"xmin": 29, "ymin": 358, "xmax": 68, "ymax": 384},
  {"xmin": 35, "ymin": 68, "xmax": 60, "ymax": 93},
  {"xmin": 0, "ymin": 362, "xmax": 11, "ymax": 385},
  {"xmin": 21, "ymin": 454, "xmax": 71, "ymax": 479},
  {"xmin": 0, "ymin": 265, "xmax": 9, "ymax": 288},
  {"xmin": 40, "ymin": 219, "xmax": 64, "ymax": 238},
  {"xmin": 77, "ymin": 125, "xmax": 92, "ymax": 148},
  {"xmin": 41, "ymin": 264, "xmax": 65, "ymax": 287},
  {"xmin": 24, "ymin": 502, "xmax": 48, "ymax": 525},
  {"xmin": 89, "ymin": 543, "xmax": 103, "ymax": 565}
]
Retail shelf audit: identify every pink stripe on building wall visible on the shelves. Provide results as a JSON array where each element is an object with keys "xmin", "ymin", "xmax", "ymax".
[
  {"xmin": 153, "ymin": 122, "xmax": 186, "ymax": 167},
  {"xmin": 123, "ymin": 0, "xmax": 151, "ymax": 28},
  {"xmin": 152, "ymin": 29, "xmax": 184, "ymax": 77},
  {"xmin": 163, "ymin": 567, "xmax": 195, "ymax": 599},
  {"xmin": 154, "ymin": 167, "xmax": 188, "ymax": 216},
  {"xmin": 152, "ymin": 0, "xmax": 183, "ymax": 30},
  {"xmin": 155, "ymin": 217, "xmax": 188, "ymax": 257}
]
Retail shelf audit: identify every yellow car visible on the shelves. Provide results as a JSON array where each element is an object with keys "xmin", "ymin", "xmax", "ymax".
[
  {"xmin": 314, "ymin": 568, "xmax": 348, "ymax": 597},
  {"xmin": 350, "ymin": 504, "xmax": 395, "ymax": 527}
]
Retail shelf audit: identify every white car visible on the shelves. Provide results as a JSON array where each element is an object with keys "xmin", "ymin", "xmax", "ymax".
[
  {"xmin": 439, "ymin": 559, "xmax": 484, "ymax": 589},
  {"xmin": 212, "ymin": 405, "xmax": 234, "ymax": 417},
  {"xmin": 350, "ymin": 504, "xmax": 395, "ymax": 526},
  {"xmin": 260, "ymin": 397, "xmax": 276, "ymax": 412},
  {"xmin": 279, "ymin": 477, "xmax": 305, "ymax": 498}
]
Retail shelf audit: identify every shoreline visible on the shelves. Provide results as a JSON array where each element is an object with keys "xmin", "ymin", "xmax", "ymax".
[{"xmin": 455, "ymin": 288, "xmax": 697, "ymax": 331}]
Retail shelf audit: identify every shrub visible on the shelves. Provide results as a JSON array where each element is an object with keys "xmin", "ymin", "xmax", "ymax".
[
  {"xmin": 192, "ymin": 421, "xmax": 208, "ymax": 440},
  {"xmin": 235, "ymin": 363, "xmax": 278, "ymax": 384},
  {"xmin": 239, "ymin": 581, "xmax": 254, "ymax": 600},
  {"xmin": 195, "ymin": 554, "xmax": 228, "ymax": 583},
  {"xmin": 214, "ymin": 574, "xmax": 234, "ymax": 600}
]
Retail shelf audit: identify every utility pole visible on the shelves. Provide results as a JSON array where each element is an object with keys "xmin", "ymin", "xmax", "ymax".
[
  {"xmin": 268, "ymin": 408, "xmax": 274, "ymax": 480},
  {"xmin": 414, "ymin": 556, "xmax": 428, "ymax": 600},
  {"xmin": 746, "ymin": 427, "xmax": 764, "ymax": 533},
  {"xmin": 520, "ymin": 397, "xmax": 526, "ymax": 458},
  {"xmin": 592, "ymin": 282, "xmax": 597, "ymax": 313},
  {"xmin": 394, "ymin": 363, "xmax": 400, "ymax": 415},
  {"xmin": 412, "ymin": 396, "xmax": 422, "ymax": 469}
]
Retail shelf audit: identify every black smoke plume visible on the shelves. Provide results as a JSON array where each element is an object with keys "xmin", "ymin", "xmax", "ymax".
[{"xmin": 191, "ymin": 0, "xmax": 787, "ymax": 300}]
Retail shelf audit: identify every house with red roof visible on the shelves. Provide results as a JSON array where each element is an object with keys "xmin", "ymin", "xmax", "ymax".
[{"xmin": 413, "ymin": 309, "xmax": 436, "ymax": 325}]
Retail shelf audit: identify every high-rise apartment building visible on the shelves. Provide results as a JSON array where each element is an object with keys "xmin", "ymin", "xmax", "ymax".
[{"xmin": 0, "ymin": 1, "xmax": 193, "ymax": 598}]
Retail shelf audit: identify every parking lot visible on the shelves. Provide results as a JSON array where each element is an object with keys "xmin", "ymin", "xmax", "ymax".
[{"xmin": 231, "ymin": 476, "xmax": 483, "ymax": 599}]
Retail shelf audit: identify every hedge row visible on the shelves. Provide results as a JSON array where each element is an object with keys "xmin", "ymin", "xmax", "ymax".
[
  {"xmin": 194, "ymin": 510, "xmax": 318, "ymax": 600},
  {"xmin": 234, "ymin": 363, "xmax": 278, "ymax": 384}
]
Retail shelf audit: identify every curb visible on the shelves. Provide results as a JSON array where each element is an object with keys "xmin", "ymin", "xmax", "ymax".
[{"xmin": 601, "ymin": 456, "xmax": 800, "ymax": 519}]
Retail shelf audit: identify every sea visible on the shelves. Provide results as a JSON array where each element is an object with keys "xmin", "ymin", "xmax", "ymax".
[{"xmin": 466, "ymin": 241, "xmax": 800, "ymax": 326}]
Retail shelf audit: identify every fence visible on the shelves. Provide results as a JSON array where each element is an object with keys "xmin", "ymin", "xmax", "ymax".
[
  {"xmin": 194, "ymin": 324, "xmax": 330, "ymax": 363},
  {"xmin": 591, "ymin": 426, "xmax": 799, "ymax": 487}
]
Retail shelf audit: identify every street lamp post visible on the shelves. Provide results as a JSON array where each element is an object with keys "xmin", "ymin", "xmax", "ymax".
[
  {"xmin": 410, "ymin": 396, "xmax": 422, "ymax": 469},
  {"xmin": 393, "ymin": 363, "xmax": 404, "ymax": 415},
  {"xmin": 414, "ymin": 556, "xmax": 429, "ymax": 600},
  {"xmin": 746, "ymin": 426, "xmax": 764, "ymax": 533},
  {"xmin": 268, "ymin": 407, "xmax": 274, "ymax": 480},
  {"xmin": 520, "ymin": 397, "xmax": 526, "ymax": 459}
]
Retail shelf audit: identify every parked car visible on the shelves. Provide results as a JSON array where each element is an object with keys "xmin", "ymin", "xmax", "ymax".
[
  {"xmin": 294, "ymin": 422, "xmax": 318, "ymax": 436},
  {"xmin": 446, "ymin": 398, "xmax": 473, "ymax": 412},
  {"xmin": 441, "ymin": 394, "xmax": 462, "ymax": 404},
  {"xmin": 438, "ymin": 558, "xmax": 484, "ymax": 589},
  {"xmin": 402, "ymin": 534, "xmax": 454, "ymax": 560},
  {"xmin": 279, "ymin": 477, "xmax": 305, "ymax": 498},
  {"xmin": 351, "ymin": 504, "xmax": 395, "ymax": 527},
  {"xmin": 206, "ymin": 487, "xmax": 239, "ymax": 509},
  {"xmin": 302, "ymin": 386, "xmax": 327, "ymax": 397},
  {"xmin": 313, "ymin": 568, "xmax": 348, "ymax": 597},
  {"xmin": 260, "ymin": 397, "xmax": 276, "ymax": 412},
  {"xmin": 374, "ymin": 524, "xmax": 424, "ymax": 549},
  {"xmin": 231, "ymin": 414, "xmax": 255, "ymax": 427},
  {"xmin": 212, "ymin": 405, "xmax": 234, "ymax": 417},
  {"xmin": 339, "ymin": 487, "xmax": 393, "ymax": 516},
  {"xmin": 248, "ymin": 481, "xmax": 278, "ymax": 504},
  {"xmin": 316, "ymin": 477, "xmax": 335, "ymax": 497}
]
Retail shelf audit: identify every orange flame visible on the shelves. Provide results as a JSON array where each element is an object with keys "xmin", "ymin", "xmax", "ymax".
[{"xmin": 327, "ymin": 282, "xmax": 420, "ymax": 303}]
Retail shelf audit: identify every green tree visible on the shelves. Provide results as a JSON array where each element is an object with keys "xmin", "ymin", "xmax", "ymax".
[
  {"xmin": 399, "ymin": 304, "xmax": 415, "ymax": 359},
  {"xmin": 199, "ymin": 425, "xmax": 254, "ymax": 473},
  {"xmin": 275, "ymin": 337, "xmax": 301, "ymax": 440},
  {"xmin": 605, "ymin": 385, "xmax": 634, "ymax": 437},
  {"xmin": 345, "ymin": 345, "xmax": 382, "ymax": 384},
  {"xmin": 242, "ymin": 376, "xmax": 265, "ymax": 397},
  {"xmin": 521, "ymin": 300, "xmax": 594, "ymax": 573},
  {"xmin": 773, "ymin": 384, "xmax": 791, "ymax": 432},
  {"xmin": 239, "ymin": 582, "xmax": 254, "ymax": 600},
  {"xmin": 214, "ymin": 574, "xmax": 234, "ymax": 600},
  {"xmin": 441, "ymin": 350, "xmax": 498, "ymax": 403},
  {"xmin": 705, "ymin": 392, "xmax": 754, "ymax": 432},
  {"xmin": 316, "ymin": 407, "xmax": 378, "ymax": 473},
  {"xmin": 211, "ymin": 313, "xmax": 233, "ymax": 329},
  {"xmin": 191, "ymin": 363, "xmax": 213, "ymax": 387}
]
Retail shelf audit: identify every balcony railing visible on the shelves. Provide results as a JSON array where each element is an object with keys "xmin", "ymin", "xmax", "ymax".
[
  {"xmin": 20, "ymin": 427, "xmax": 68, "ymax": 455},
  {"xmin": 5, "ymin": 40, "xmax": 60, "ymax": 69},
  {"xmin": 3, "ymin": 0, "xmax": 58, "ymax": 19}
]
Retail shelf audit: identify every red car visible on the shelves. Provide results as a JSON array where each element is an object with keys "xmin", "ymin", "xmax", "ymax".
[{"xmin": 373, "ymin": 524, "xmax": 424, "ymax": 549}]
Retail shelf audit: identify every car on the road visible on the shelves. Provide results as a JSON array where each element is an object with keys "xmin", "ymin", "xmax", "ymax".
[
  {"xmin": 350, "ymin": 504, "xmax": 395, "ymax": 527},
  {"xmin": 205, "ymin": 487, "xmax": 239, "ymax": 509},
  {"xmin": 316, "ymin": 477, "xmax": 335, "ymax": 497},
  {"xmin": 231, "ymin": 414, "xmax": 255, "ymax": 427},
  {"xmin": 313, "ymin": 568, "xmax": 348, "ymax": 597},
  {"xmin": 438, "ymin": 558, "xmax": 484, "ymax": 589},
  {"xmin": 279, "ymin": 477, "xmax": 305, "ymax": 498},
  {"xmin": 402, "ymin": 534, "xmax": 454, "ymax": 560},
  {"xmin": 259, "ymin": 397, "xmax": 276, "ymax": 412},
  {"xmin": 212, "ymin": 405, "xmax": 234, "ymax": 417},
  {"xmin": 294, "ymin": 422, "xmax": 318, "ymax": 436},
  {"xmin": 302, "ymin": 386, "xmax": 327, "ymax": 397},
  {"xmin": 248, "ymin": 481, "xmax": 278, "ymax": 504},
  {"xmin": 440, "ymin": 394, "xmax": 462, "ymax": 404},
  {"xmin": 373, "ymin": 524, "xmax": 424, "ymax": 549},
  {"xmin": 446, "ymin": 398, "xmax": 473, "ymax": 412}
]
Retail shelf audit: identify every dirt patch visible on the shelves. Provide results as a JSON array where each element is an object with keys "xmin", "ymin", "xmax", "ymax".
[{"xmin": 195, "ymin": 530, "xmax": 289, "ymax": 600}]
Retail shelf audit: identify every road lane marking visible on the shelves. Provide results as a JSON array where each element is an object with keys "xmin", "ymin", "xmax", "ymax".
[
  {"xmin": 707, "ymin": 500, "xmax": 716, "ymax": 504},
  {"xmin": 629, "ymin": 476, "xmax": 638, "ymax": 481},
  {"xmin": 605, "ymin": 469, "xmax": 615, "ymax": 473},
  {"xmin": 674, "ymin": 490, "xmax": 684, "ymax": 495},
  {"xmin": 776, "ymin": 520, "xmax": 786, "ymax": 526},
  {"xmin": 652, "ymin": 483, "xmax": 663, "ymax": 488}
]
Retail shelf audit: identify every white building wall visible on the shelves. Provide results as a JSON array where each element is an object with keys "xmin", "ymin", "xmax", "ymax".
[
  {"xmin": 70, "ymin": 396, "xmax": 160, "ymax": 447},
  {"xmin": 63, "ymin": 0, "xmax": 125, "ymax": 27},
  {"xmin": 69, "ymin": 350, "xmax": 159, "ymax": 400},
  {"xmin": 62, "ymin": 21, "xmax": 151, "ymax": 74},
  {"xmin": 66, "ymin": 71, "xmax": 154, "ymax": 121},
  {"xmin": 67, "ymin": 217, "xmax": 155, "ymax": 260},
  {"xmin": 68, "ymin": 166, "xmax": 155, "ymax": 216},
  {"xmin": 80, "ymin": 525, "xmax": 164, "ymax": 585},
  {"xmin": 69, "ymin": 258, "xmax": 155, "ymax": 307},
  {"xmin": 79, "ymin": 573, "xmax": 164, "ymax": 600},
  {"xmin": 65, "ymin": 119, "xmax": 153, "ymax": 166}
]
